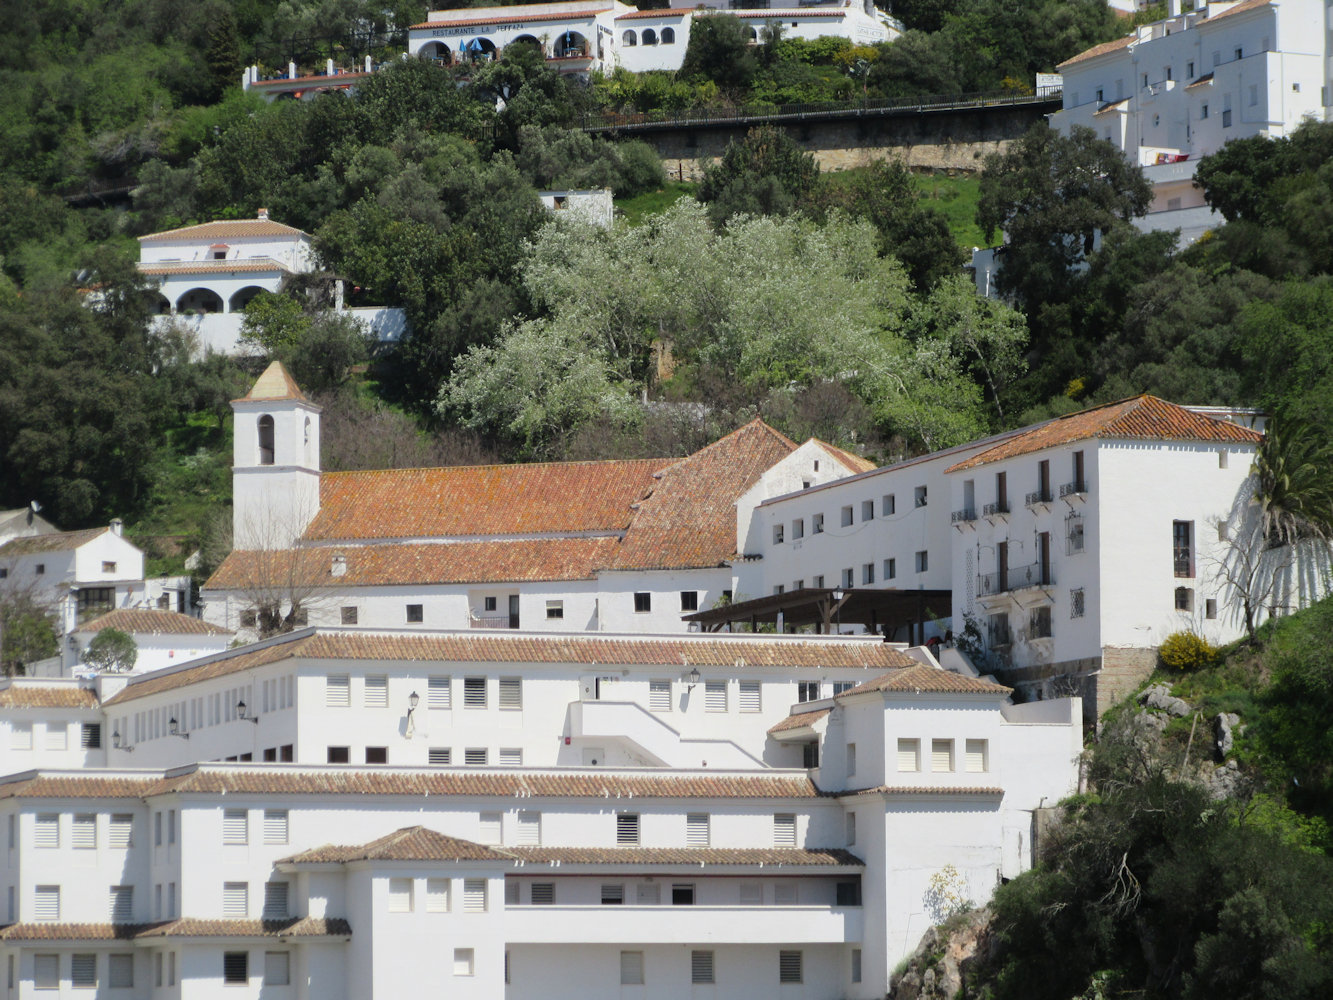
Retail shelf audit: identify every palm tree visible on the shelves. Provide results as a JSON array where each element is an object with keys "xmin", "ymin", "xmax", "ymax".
[{"xmin": 1253, "ymin": 414, "xmax": 1333, "ymax": 549}]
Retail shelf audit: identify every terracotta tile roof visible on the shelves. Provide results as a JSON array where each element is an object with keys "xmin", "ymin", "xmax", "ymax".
[
  {"xmin": 250, "ymin": 72, "xmax": 369, "ymax": 87},
  {"xmin": 203, "ymin": 537, "xmax": 619, "ymax": 591},
  {"xmin": 0, "ymin": 684, "xmax": 99, "ymax": 709},
  {"xmin": 612, "ymin": 420, "xmax": 800, "ymax": 570},
  {"xmin": 843, "ymin": 664, "xmax": 1012, "ymax": 697},
  {"xmin": 281, "ymin": 826, "xmax": 508, "ymax": 864},
  {"xmin": 0, "ymin": 923, "xmax": 150, "ymax": 941},
  {"xmin": 410, "ymin": 10, "xmax": 610, "ymax": 29},
  {"xmin": 1205, "ymin": 0, "xmax": 1272, "ymax": 25},
  {"xmin": 103, "ymin": 631, "xmax": 918, "ymax": 706},
  {"xmin": 138, "ymin": 259, "xmax": 291, "ymax": 276},
  {"xmin": 1186, "ymin": 72, "xmax": 1215, "ymax": 88},
  {"xmin": 814, "ymin": 440, "xmax": 876, "ymax": 474},
  {"xmin": 837, "ymin": 785, "xmax": 1004, "ymax": 798},
  {"xmin": 767, "ymin": 708, "xmax": 830, "ymax": 735},
  {"xmin": 1058, "ymin": 32, "xmax": 1135, "ymax": 68},
  {"xmin": 945, "ymin": 396, "xmax": 1262, "ymax": 472},
  {"xmin": 616, "ymin": 7, "xmax": 697, "ymax": 19},
  {"xmin": 304, "ymin": 458, "xmax": 664, "ymax": 541},
  {"xmin": 77, "ymin": 609, "xmax": 231, "ymax": 637},
  {"xmin": 503, "ymin": 846, "xmax": 862, "ymax": 866},
  {"xmin": 139, "ymin": 219, "xmax": 309, "ymax": 242},
  {"xmin": 732, "ymin": 9, "xmax": 846, "ymax": 16},
  {"xmin": 135, "ymin": 917, "xmax": 351, "ymax": 938},
  {"xmin": 0, "ymin": 526, "xmax": 107, "ymax": 557},
  {"xmin": 0, "ymin": 775, "xmax": 159, "ymax": 800},
  {"xmin": 237, "ymin": 360, "xmax": 310, "ymax": 403},
  {"xmin": 1094, "ymin": 98, "xmax": 1130, "ymax": 115}
]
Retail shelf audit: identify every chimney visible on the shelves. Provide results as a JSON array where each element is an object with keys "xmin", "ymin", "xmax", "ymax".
[
  {"xmin": 109, "ymin": 518, "xmax": 123, "ymax": 537},
  {"xmin": 331, "ymin": 553, "xmax": 347, "ymax": 578},
  {"xmin": 257, "ymin": 208, "xmax": 269, "ymax": 221}
]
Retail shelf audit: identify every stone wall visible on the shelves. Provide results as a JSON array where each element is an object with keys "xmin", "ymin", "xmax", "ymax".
[
  {"xmin": 994, "ymin": 648, "xmax": 1158, "ymax": 723},
  {"xmin": 1097, "ymin": 646, "xmax": 1159, "ymax": 717}
]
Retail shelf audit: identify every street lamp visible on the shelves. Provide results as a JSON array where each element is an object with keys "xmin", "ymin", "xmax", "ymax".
[{"xmin": 237, "ymin": 700, "xmax": 259, "ymax": 725}]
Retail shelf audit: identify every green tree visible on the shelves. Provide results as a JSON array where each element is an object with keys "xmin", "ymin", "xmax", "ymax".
[
  {"xmin": 84, "ymin": 627, "xmax": 138, "ymax": 673},
  {"xmin": 0, "ymin": 594, "xmax": 57, "ymax": 676},
  {"xmin": 697, "ymin": 125, "xmax": 820, "ymax": 226},
  {"xmin": 678, "ymin": 13, "xmax": 759, "ymax": 90}
]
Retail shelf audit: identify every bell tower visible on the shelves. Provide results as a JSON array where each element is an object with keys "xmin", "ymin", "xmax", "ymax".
[{"xmin": 231, "ymin": 361, "xmax": 321, "ymax": 549}]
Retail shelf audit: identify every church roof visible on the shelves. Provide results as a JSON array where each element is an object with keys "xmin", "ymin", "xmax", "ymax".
[{"xmin": 234, "ymin": 361, "xmax": 310, "ymax": 404}]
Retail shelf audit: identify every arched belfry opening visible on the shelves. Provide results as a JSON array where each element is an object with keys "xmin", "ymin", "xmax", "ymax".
[{"xmin": 258, "ymin": 415, "xmax": 275, "ymax": 465}]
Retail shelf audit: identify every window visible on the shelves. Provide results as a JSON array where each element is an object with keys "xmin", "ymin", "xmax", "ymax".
[
  {"xmin": 45, "ymin": 724, "xmax": 67, "ymax": 751},
  {"xmin": 363, "ymin": 675, "xmax": 388, "ymax": 708},
  {"xmin": 841, "ymin": 505, "xmax": 853, "ymax": 527},
  {"xmin": 35, "ymin": 813, "xmax": 59, "ymax": 847},
  {"xmin": 661, "ymin": 25, "xmax": 675, "ymax": 43},
  {"xmin": 454, "ymin": 948, "xmax": 475, "ymax": 977},
  {"xmin": 1030, "ymin": 604, "xmax": 1053, "ymax": 639},
  {"xmin": 634, "ymin": 592, "xmax": 651, "ymax": 613},
  {"xmin": 223, "ymin": 809, "xmax": 248, "ymax": 845},
  {"xmin": 154, "ymin": 812, "xmax": 162, "ymax": 846},
  {"xmin": 109, "ymin": 954, "xmax": 133, "ymax": 988},
  {"xmin": 327, "ymin": 745, "xmax": 350, "ymax": 763},
  {"xmin": 81, "ymin": 723, "xmax": 101, "ymax": 749},
  {"xmin": 680, "ymin": 590, "xmax": 698, "ymax": 611},
  {"xmin": 802, "ymin": 741, "xmax": 820, "ymax": 768},
  {"xmin": 862, "ymin": 499, "xmax": 875, "ymax": 521},
  {"xmin": 914, "ymin": 486, "xmax": 928, "ymax": 508},
  {"xmin": 813, "ymin": 575, "xmax": 824, "ymax": 588},
  {"xmin": 499, "ymin": 676, "xmax": 522, "ymax": 710},
  {"xmin": 264, "ymin": 952, "xmax": 290, "ymax": 987},
  {"xmin": 388, "ymin": 878, "xmax": 413, "ymax": 912},
  {"xmin": 516, "ymin": 811, "xmax": 540, "ymax": 845},
  {"xmin": 263, "ymin": 809, "xmax": 288, "ymax": 845},
  {"xmin": 915, "ymin": 550, "xmax": 929, "ymax": 573},
  {"xmin": 463, "ymin": 879, "xmax": 487, "ymax": 912},
  {"xmin": 671, "ymin": 883, "xmax": 695, "ymax": 905},
  {"xmin": 72, "ymin": 813, "xmax": 96, "ymax": 849},
  {"xmin": 1067, "ymin": 513, "xmax": 1085, "ymax": 554},
  {"xmin": 545, "ymin": 600, "xmax": 563, "ymax": 620},
  {"xmin": 35, "ymin": 955, "xmax": 59, "ymax": 989},
  {"xmin": 35, "ymin": 563, "xmax": 45, "ymax": 575},
  {"xmin": 846, "ymin": 813, "xmax": 856, "ymax": 845},
  {"xmin": 1219, "ymin": 449, "xmax": 1229, "ymax": 469},
  {"xmin": 1223, "ymin": 108, "xmax": 1232, "ymax": 127},
  {"xmin": 792, "ymin": 519, "xmax": 804, "ymax": 540},
  {"xmin": 739, "ymin": 680, "xmax": 760, "ymax": 713},
  {"xmin": 1173, "ymin": 520, "xmax": 1194, "ymax": 577},
  {"xmin": 530, "ymin": 883, "xmax": 555, "ymax": 905},
  {"xmin": 505, "ymin": 880, "xmax": 520, "ymax": 906},
  {"xmin": 326, "ymin": 675, "xmax": 350, "ymax": 707},
  {"xmin": 428, "ymin": 676, "xmax": 451, "ymax": 709},
  {"xmin": 464, "ymin": 676, "xmax": 487, "ymax": 708},
  {"xmin": 335, "ymin": 604, "xmax": 358, "ymax": 627},
  {"xmin": 1249, "ymin": 83, "xmax": 1258, "ymax": 106},
  {"xmin": 797, "ymin": 681, "xmax": 819, "ymax": 703},
  {"xmin": 223, "ymin": 882, "xmax": 248, "ymax": 917},
  {"xmin": 10, "ymin": 722, "xmax": 31, "ymax": 750},
  {"xmin": 779, "ymin": 950, "xmax": 804, "ymax": 984},
  {"xmin": 841, "ymin": 567, "xmax": 854, "ymax": 588},
  {"xmin": 1070, "ymin": 587, "xmax": 1086, "ymax": 619},
  {"xmin": 499, "ymin": 747, "xmax": 522, "ymax": 766},
  {"xmin": 484, "ymin": 597, "xmax": 497, "ymax": 612},
  {"xmin": 649, "ymin": 679, "xmax": 672, "ymax": 711},
  {"xmin": 862, "ymin": 562, "xmax": 874, "ymax": 585},
  {"xmin": 812, "ymin": 513, "xmax": 824, "ymax": 534},
  {"xmin": 965, "ymin": 739, "xmax": 989, "ymax": 773},
  {"xmin": 691, "ymin": 950, "xmax": 715, "ymax": 984},
  {"xmin": 928, "ymin": 738, "xmax": 955, "ymax": 772},
  {"xmin": 257, "ymin": 414, "xmax": 275, "ymax": 464},
  {"xmin": 406, "ymin": 603, "xmax": 424, "ymax": 623},
  {"xmin": 1206, "ymin": 598, "xmax": 1218, "ymax": 620},
  {"xmin": 264, "ymin": 882, "xmax": 289, "ymax": 919},
  {"xmin": 687, "ymin": 813, "xmax": 710, "ymax": 847},
  {"xmin": 705, "ymin": 681, "xmax": 727, "ymax": 712},
  {"xmin": 1201, "ymin": 102, "xmax": 1209, "ymax": 119},
  {"xmin": 110, "ymin": 885, "xmax": 133, "ymax": 922},
  {"xmin": 426, "ymin": 878, "xmax": 450, "ymax": 912},
  {"xmin": 109, "ymin": 814, "xmax": 133, "ymax": 848},
  {"xmin": 773, "ymin": 813, "xmax": 796, "ymax": 847},
  {"xmin": 223, "ymin": 952, "xmax": 248, "ymax": 985},
  {"xmin": 601, "ymin": 883, "xmax": 625, "ymax": 905},
  {"xmin": 773, "ymin": 523, "xmax": 785, "ymax": 544},
  {"xmin": 465, "ymin": 747, "xmax": 488, "ymax": 766},
  {"xmin": 846, "ymin": 743, "xmax": 857, "ymax": 776},
  {"xmin": 620, "ymin": 951, "xmax": 645, "ymax": 985},
  {"xmin": 617, "ymin": 813, "xmax": 639, "ymax": 845},
  {"xmin": 852, "ymin": 949, "xmax": 862, "ymax": 983},
  {"xmin": 1175, "ymin": 586, "xmax": 1195, "ymax": 612}
]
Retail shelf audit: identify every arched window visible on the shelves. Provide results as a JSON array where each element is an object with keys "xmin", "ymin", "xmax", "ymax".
[
  {"xmin": 748, "ymin": 27, "xmax": 758, "ymax": 41},
  {"xmin": 258, "ymin": 415, "xmax": 275, "ymax": 466},
  {"xmin": 643, "ymin": 28, "xmax": 658, "ymax": 46},
  {"xmin": 622, "ymin": 29, "xmax": 637, "ymax": 46},
  {"xmin": 661, "ymin": 27, "xmax": 675, "ymax": 44}
]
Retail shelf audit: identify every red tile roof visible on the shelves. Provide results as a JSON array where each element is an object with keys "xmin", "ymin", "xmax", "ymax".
[
  {"xmin": 138, "ymin": 259, "xmax": 291, "ymax": 276},
  {"xmin": 0, "ymin": 918, "xmax": 350, "ymax": 940},
  {"xmin": 1058, "ymin": 32, "xmax": 1134, "ymax": 68},
  {"xmin": 303, "ymin": 458, "xmax": 664, "ymax": 541},
  {"xmin": 837, "ymin": 785, "xmax": 1004, "ymax": 798},
  {"xmin": 612, "ymin": 420, "xmax": 800, "ymax": 570},
  {"xmin": 767, "ymin": 707, "xmax": 830, "ymax": 735},
  {"xmin": 815, "ymin": 440, "xmax": 876, "ymax": 474},
  {"xmin": 945, "ymin": 396, "xmax": 1262, "ymax": 472},
  {"xmin": 0, "ymin": 684, "xmax": 99, "ymax": 709},
  {"xmin": 0, "ymin": 775, "xmax": 160, "ymax": 800},
  {"xmin": 843, "ymin": 664, "xmax": 1011, "ymax": 697},
  {"xmin": 139, "ymin": 220, "xmax": 309, "ymax": 242},
  {"xmin": 282, "ymin": 826, "xmax": 508, "ymax": 864},
  {"xmin": 616, "ymin": 7, "xmax": 696, "ymax": 20},
  {"xmin": 1205, "ymin": 0, "xmax": 1272, "ymax": 26},
  {"xmin": 237, "ymin": 360, "xmax": 310, "ymax": 403},
  {"xmin": 0, "ymin": 526, "xmax": 107, "ymax": 557},
  {"xmin": 410, "ymin": 9, "xmax": 610, "ymax": 29},
  {"xmin": 503, "ymin": 846, "xmax": 862, "ymax": 866},
  {"xmin": 103, "ymin": 631, "xmax": 917, "ymax": 705},
  {"xmin": 77, "ymin": 609, "xmax": 231, "ymax": 637},
  {"xmin": 0, "ymin": 923, "xmax": 150, "ymax": 941},
  {"xmin": 250, "ymin": 72, "xmax": 369, "ymax": 87},
  {"xmin": 204, "ymin": 537, "xmax": 619, "ymax": 591}
]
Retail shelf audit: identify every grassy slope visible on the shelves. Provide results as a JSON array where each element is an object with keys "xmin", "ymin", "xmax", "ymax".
[{"xmin": 614, "ymin": 182, "xmax": 697, "ymax": 225}]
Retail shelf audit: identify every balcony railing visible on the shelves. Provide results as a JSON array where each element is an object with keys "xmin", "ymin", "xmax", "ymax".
[
  {"xmin": 1025, "ymin": 490, "xmax": 1053, "ymax": 507},
  {"xmin": 470, "ymin": 615, "xmax": 516, "ymax": 629},
  {"xmin": 982, "ymin": 501, "xmax": 1010, "ymax": 517},
  {"xmin": 951, "ymin": 508, "xmax": 977, "ymax": 524},
  {"xmin": 978, "ymin": 561, "xmax": 1053, "ymax": 597},
  {"xmin": 1059, "ymin": 480, "xmax": 1088, "ymax": 498}
]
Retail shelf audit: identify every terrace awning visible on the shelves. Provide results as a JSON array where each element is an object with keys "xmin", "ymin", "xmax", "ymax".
[{"xmin": 682, "ymin": 587, "xmax": 952, "ymax": 642}]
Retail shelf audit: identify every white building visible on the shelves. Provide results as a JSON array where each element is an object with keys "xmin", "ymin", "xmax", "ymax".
[
  {"xmin": 0, "ymin": 626, "xmax": 1081, "ymax": 997},
  {"xmin": 137, "ymin": 211, "xmax": 406, "ymax": 356},
  {"xmin": 537, "ymin": 189, "xmax": 614, "ymax": 226},
  {"xmin": 1052, "ymin": 0, "xmax": 1331, "ymax": 244},
  {"xmin": 202, "ymin": 363, "xmax": 874, "ymax": 640},
  {"xmin": 68, "ymin": 611, "xmax": 235, "ymax": 676}
]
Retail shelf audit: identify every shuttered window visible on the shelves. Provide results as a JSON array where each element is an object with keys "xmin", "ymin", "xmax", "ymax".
[
  {"xmin": 35, "ymin": 814, "xmax": 59, "ymax": 848},
  {"xmin": 222, "ymin": 882, "xmax": 248, "ymax": 918},
  {"xmin": 738, "ymin": 681, "xmax": 761, "ymax": 713},
  {"xmin": 620, "ymin": 951, "xmax": 644, "ymax": 985},
  {"xmin": 479, "ymin": 813, "xmax": 502, "ymax": 845},
  {"xmin": 388, "ymin": 878, "xmax": 412, "ymax": 913},
  {"xmin": 530, "ymin": 883, "xmax": 555, "ymax": 905},
  {"xmin": 463, "ymin": 677, "xmax": 486, "ymax": 708},
  {"xmin": 739, "ymin": 882, "xmax": 762, "ymax": 905},
  {"xmin": 264, "ymin": 952, "xmax": 290, "ymax": 987},
  {"xmin": 109, "ymin": 886, "xmax": 133, "ymax": 923},
  {"xmin": 779, "ymin": 950, "xmax": 804, "ymax": 983},
  {"xmin": 429, "ymin": 747, "xmax": 451, "ymax": 765},
  {"xmin": 81, "ymin": 723, "xmax": 102, "ymax": 749},
  {"xmin": 773, "ymin": 813, "xmax": 796, "ymax": 847},
  {"xmin": 426, "ymin": 879, "xmax": 450, "ymax": 912},
  {"xmin": 617, "ymin": 813, "xmax": 639, "ymax": 846},
  {"xmin": 691, "ymin": 950, "xmax": 715, "ymax": 984},
  {"xmin": 463, "ymin": 879, "xmax": 487, "ymax": 912},
  {"xmin": 499, "ymin": 747, "xmax": 522, "ymax": 766},
  {"xmin": 109, "ymin": 814, "xmax": 133, "ymax": 847},
  {"xmin": 965, "ymin": 739, "xmax": 988, "ymax": 773},
  {"xmin": 108, "ymin": 954, "xmax": 134, "ymax": 988},
  {"xmin": 686, "ymin": 813, "xmax": 709, "ymax": 847},
  {"xmin": 71, "ymin": 954, "xmax": 96, "ymax": 988},
  {"xmin": 325, "ymin": 675, "xmax": 350, "ymax": 707},
  {"xmin": 505, "ymin": 880, "xmax": 520, "ymax": 906},
  {"xmin": 363, "ymin": 675, "xmax": 387, "ymax": 708},
  {"xmin": 636, "ymin": 883, "xmax": 660, "ymax": 904},
  {"xmin": 465, "ymin": 748, "xmax": 487, "ymax": 766},
  {"xmin": 34, "ymin": 886, "xmax": 59, "ymax": 921},
  {"xmin": 34, "ymin": 955, "xmax": 58, "ymax": 988},
  {"xmin": 931, "ymin": 739, "xmax": 954, "ymax": 772},
  {"xmin": 223, "ymin": 809, "xmax": 248, "ymax": 845},
  {"xmin": 705, "ymin": 681, "xmax": 727, "ymax": 712},
  {"xmin": 223, "ymin": 952, "xmax": 248, "ymax": 984},
  {"xmin": 263, "ymin": 882, "xmax": 289, "ymax": 919},
  {"xmin": 68, "ymin": 813, "xmax": 95, "ymax": 849},
  {"xmin": 601, "ymin": 884, "xmax": 624, "ymax": 905},
  {"xmin": 428, "ymin": 676, "xmax": 451, "ymax": 709},
  {"xmin": 499, "ymin": 677, "xmax": 522, "ymax": 710},
  {"xmin": 10, "ymin": 723, "xmax": 31, "ymax": 750},
  {"xmin": 263, "ymin": 809, "xmax": 288, "ymax": 845},
  {"xmin": 46, "ymin": 725, "xmax": 68, "ymax": 751},
  {"xmin": 897, "ymin": 738, "xmax": 920, "ymax": 772},
  {"xmin": 775, "ymin": 882, "xmax": 799, "ymax": 905},
  {"xmin": 515, "ymin": 812, "xmax": 540, "ymax": 846},
  {"xmin": 649, "ymin": 680, "xmax": 671, "ymax": 711}
]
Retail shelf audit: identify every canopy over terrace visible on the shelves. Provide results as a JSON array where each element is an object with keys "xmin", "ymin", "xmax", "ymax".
[{"xmin": 683, "ymin": 587, "xmax": 952, "ymax": 642}]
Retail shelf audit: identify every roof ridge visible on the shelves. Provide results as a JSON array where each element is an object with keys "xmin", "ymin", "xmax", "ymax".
[{"xmin": 322, "ymin": 455, "xmax": 673, "ymax": 478}]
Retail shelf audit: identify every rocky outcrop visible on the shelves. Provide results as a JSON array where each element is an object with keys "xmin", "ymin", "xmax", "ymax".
[
  {"xmin": 1213, "ymin": 712, "xmax": 1240, "ymax": 760},
  {"xmin": 890, "ymin": 907, "xmax": 996, "ymax": 1000},
  {"xmin": 1138, "ymin": 683, "xmax": 1191, "ymax": 717}
]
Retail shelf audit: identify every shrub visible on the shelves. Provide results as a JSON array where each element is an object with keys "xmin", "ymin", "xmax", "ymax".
[{"xmin": 1158, "ymin": 631, "xmax": 1217, "ymax": 672}]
